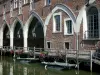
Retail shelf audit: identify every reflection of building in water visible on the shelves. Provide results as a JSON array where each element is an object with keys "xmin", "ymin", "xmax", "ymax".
[
  {"xmin": 0, "ymin": 63, "xmax": 2, "ymax": 75},
  {"xmin": 10, "ymin": 64, "xmax": 13, "ymax": 75},
  {"xmin": 23, "ymin": 67, "xmax": 27, "ymax": 75}
]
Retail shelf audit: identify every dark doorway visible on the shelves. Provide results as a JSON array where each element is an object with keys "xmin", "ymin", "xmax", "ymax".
[
  {"xmin": 28, "ymin": 17, "xmax": 44, "ymax": 48},
  {"xmin": 65, "ymin": 42, "xmax": 69, "ymax": 49},
  {"xmin": 14, "ymin": 22, "xmax": 23, "ymax": 47},
  {"xmin": 3, "ymin": 25, "xmax": 10, "ymax": 46}
]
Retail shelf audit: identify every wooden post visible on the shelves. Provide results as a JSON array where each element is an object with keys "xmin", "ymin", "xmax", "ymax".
[
  {"xmin": 1, "ymin": 47, "xmax": 2, "ymax": 56},
  {"xmin": 66, "ymin": 49, "xmax": 67, "ymax": 65},
  {"xmin": 13, "ymin": 46, "xmax": 16, "ymax": 58},
  {"xmin": 90, "ymin": 50, "xmax": 92, "ymax": 72},
  {"xmin": 34, "ymin": 47, "xmax": 35, "ymax": 59}
]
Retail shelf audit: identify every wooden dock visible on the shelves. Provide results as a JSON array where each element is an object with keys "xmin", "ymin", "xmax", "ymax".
[{"xmin": 1, "ymin": 46, "xmax": 100, "ymax": 71}]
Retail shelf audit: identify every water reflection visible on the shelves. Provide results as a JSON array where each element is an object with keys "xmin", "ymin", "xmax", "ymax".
[
  {"xmin": 0, "ymin": 56, "xmax": 99, "ymax": 75},
  {"xmin": 0, "ymin": 62, "xmax": 2, "ymax": 75}
]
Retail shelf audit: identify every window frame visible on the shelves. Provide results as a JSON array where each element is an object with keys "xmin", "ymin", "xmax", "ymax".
[
  {"xmin": 45, "ymin": 0, "xmax": 51, "ymax": 6},
  {"xmin": 10, "ymin": 1, "xmax": 13, "ymax": 18},
  {"xmin": 64, "ymin": 42, "xmax": 71, "ymax": 49},
  {"xmin": 3, "ymin": 4, "xmax": 6, "ymax": 20},
  {"xmin": 47, "ymin": 41, "xmax": 51, "ymax": 49},
  {"xmin": 53, "ymin": 12, "xmax": 62, "ymax": 33},
  {"xmin": 30, "ymin": 0, "xmax": 35, "ymax": 11},
  {"xmin": 86, "ymin": 6, "xmax": 99, "ymax": 39},
  {"xmin": 64, "ymin": 18, "xmax": 73, "ymax": 35},
  {"xmin": 19, "ymin": 0, "xmax": 22, "ymax": 15},
  {"xmin": 14, "ymin": 0, "xmax": 18, "ymax": 9},
  {"xmin": 24, "ymin": 0, "xmax": 28, "ymax": 4}
]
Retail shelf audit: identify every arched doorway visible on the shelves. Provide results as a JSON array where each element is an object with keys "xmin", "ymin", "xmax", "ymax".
[
  {"xmin": 3, "ymin": 24, "xmax": 10, "ymax": 46},
  {"xmin": 28, "ymin": 17, "xmax": 44, "ymax": 48},
  {"xmin": 13, "ymin": 22, "xmax": 23, "ymax": 47}
]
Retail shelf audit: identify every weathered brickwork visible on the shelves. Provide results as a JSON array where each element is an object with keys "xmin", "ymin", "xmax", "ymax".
[{"xmin": 0, "ymin": 0, "xmax": 99, "ymax": 51}]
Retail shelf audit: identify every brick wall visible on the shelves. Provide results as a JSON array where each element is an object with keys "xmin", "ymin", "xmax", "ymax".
[{"xmin": 0, "ymin": 0, "xmax": 99, "ymax": 50}]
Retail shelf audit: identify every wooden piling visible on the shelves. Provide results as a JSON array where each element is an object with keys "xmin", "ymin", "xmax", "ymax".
[
  {"xmin": 13, "ymin": 46, "xmax": 16, "ymax": 58},
  {"xmin": 90, "ymin": 50, "xmax": 92, "ymax": 72},
  {"xmin": 65, "ymin": 49, "xmax": 67, "ymax": 65},
  {"xmin": 34, "ymin": 47, "xmax": 36, "ymax": 59},
  {"xmin": 1, "ymin": 48, "xmax": 2, "ymax": 56}
]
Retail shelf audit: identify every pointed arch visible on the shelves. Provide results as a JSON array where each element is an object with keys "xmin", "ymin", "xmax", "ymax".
[
  {"xmin": 0, "ymin": 20, "xmax": 10, "ymax": 47},
  {"xmin": 24, "ymin": 11, "xmax": 44, "ymax": 36},
  {"xmin": 44, "ymin": 4, "xmax": 76, "ymax": 26},
  {"xmin": 24, "ymin": 11, "xmax": 44, "ymax": 48},
  {"xmin": 1, "ymin": 20, "xmax": 10, "ymax": 32},
  {"xmin": 11, "ymin": 17, "xmax": 23, "ymax": 32},
  {"xmin": 10, "ymin": 17, "xmax": 24, "ymax": 47}
]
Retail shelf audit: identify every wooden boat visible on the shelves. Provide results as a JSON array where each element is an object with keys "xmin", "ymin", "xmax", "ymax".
[{"xmin": 41, "ymin": 61, "xmax": 76, "ymax": 70}]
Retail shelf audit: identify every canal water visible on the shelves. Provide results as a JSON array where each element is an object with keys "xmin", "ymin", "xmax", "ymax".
[{"xmin": 0, "ymin": 56, "xmax": 100, "ymax": 75}]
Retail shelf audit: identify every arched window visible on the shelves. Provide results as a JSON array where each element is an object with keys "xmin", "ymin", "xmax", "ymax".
[{"xmin": 87, "ymin": 7, "xmax": 99, "ymax": 38}]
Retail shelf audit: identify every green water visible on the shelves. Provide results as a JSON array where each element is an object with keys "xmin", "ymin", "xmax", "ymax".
[{"xmin": 0, "ymin": 56, "xmax": 100, "ymax": 75}]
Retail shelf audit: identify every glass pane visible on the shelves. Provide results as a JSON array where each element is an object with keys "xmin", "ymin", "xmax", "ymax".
[{"xmin": 55, "ymin": 15, "xmax": 60, "ymax": 31}]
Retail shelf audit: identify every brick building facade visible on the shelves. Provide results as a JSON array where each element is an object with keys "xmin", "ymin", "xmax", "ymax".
[{"xmin": 0, "ymin": 0, "xmax": 99, "ymax": 51}]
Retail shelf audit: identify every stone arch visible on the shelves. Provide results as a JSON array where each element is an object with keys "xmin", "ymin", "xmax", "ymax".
[
  {"xmin": 44, "ymin": 4, "xmax": 76, "ymax": 27},
  {"xmin": 10, "ymin": 17, "xmax": 24, "ymax": 47},
  {"xmin": 24, "ymin": 11, "xmax": 44, "ymax": 37},
  {"xmin": 24, "ymin": 11, "xmax": 44, "ymax": 48},
  {"xmin": 11, "ymin": 17, "xmax": 23, "ymax": 32},
  {"xmin": 1, "ymin": 20, "xmax": 10, "ymax": 47},
  {"xmin": 1, "ymin": 20, "xmax": 10, "ymax": 31}
]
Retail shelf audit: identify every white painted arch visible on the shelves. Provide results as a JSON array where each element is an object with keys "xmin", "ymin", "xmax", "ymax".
[
  {"xmin": 10, "ymin": 17, "xmax": 24, "ymax": 48},
  {"xmin": 0, "ymin": 20, "xmax": 10, "ymax": 47},
  {"xmin": 1, "ymin": 20, "xmax": 10, "ymax": 32},
  {"xmin": 11, "ymin": 17, "xmax": 24, "ymax": 32},
  {"xmin": 24, "ymin": 11, "xmax": 44, "ymax": 50},
  {"xmin": 44, "ymin": 4, "xmax": 76, "ymax": 27},
  {"xmin": 24, "ymin": 11, "xmax": 44, "ymax": 38}
]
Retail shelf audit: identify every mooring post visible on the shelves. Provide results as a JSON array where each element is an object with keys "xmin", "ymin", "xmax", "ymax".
[
  {"xmin": 34, "ymin": 47, "xmax": 36, "ymax": 59},
  {"xmin": 1, "ymin": 47, "xmax": 2, "ymax": 56},
  {"xmin": 90, "ymin": 50, "xmax": 92, "ymax": 72},
  {"xmin": 13, "ymin": 46, "xmax": 16, "ymax": 58},
  {"xmin": 66, "ymin": 49, "xmax": 67, "ymax": 65}
]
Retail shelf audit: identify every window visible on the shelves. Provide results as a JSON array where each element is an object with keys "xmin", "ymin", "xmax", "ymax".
[
  {"xmin": 24, "ymin": 0, "xmax": 28, "ymax": 4},
  {"xmin": 47, "ymin": 42, "xmax": 51, "ymax": 48},
  {"xmin": 3, "ymin": 4, "xmax": 6, "ymax": 20},
  {"xmin": 87, "ymin": 7, "xmax": 99, "ymax": 39},
  {"xmin": 64, "ymin": 42, "xmax": 69, "ymax": 49},
  {"xmin": 14, "ymin": 0, "xmax": 18, "ymax": 9},
  {"xmin": 53, "ymin": 12, "xmax": 62, "ymax": 33},
  {"xmin": 67, "ymin": 20, "xmax": 72, "ymax": 34},
  {"xmin": 19, "ymin": 0, "xmax": 22, "ymax": 14},
  {"xmin": 10, "ymin": 1, "xmax": 13, "ymax": 17},
  {"xmin": 55, "ymin": 15, "xmax": 60, "ymax": 31},
  {"xmin": 64, "ymin": 18, "xmax": 73, "ymax": 35},
  {"xmin": 45, "ymin": 0, "xmax": 51, "ymax": 6},
  {"xmin": 30, "ymin": 0, "xmax": 35, "ymax": 11}
]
